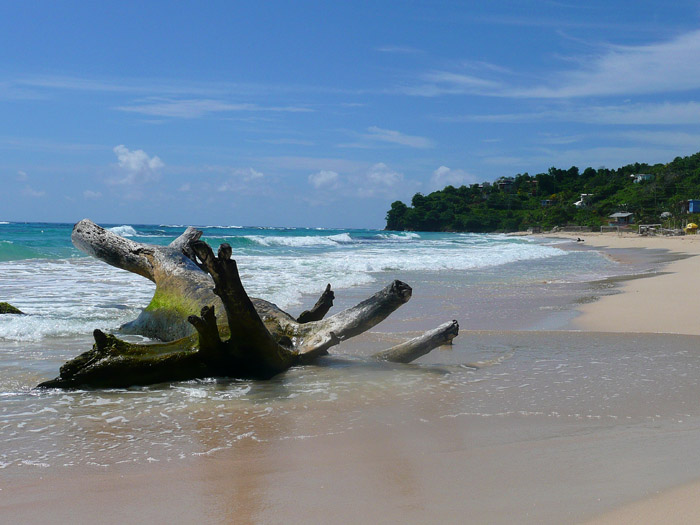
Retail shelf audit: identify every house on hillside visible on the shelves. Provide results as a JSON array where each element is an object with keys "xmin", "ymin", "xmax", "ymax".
[
  {"xmin": 496, "ymin": 177, "xmax": 514, "ymax": 192},
  {"xmin": 631, "ymin": 174, "xmax": 654, "ymax": 184},
  {"xmin": 574, "ymin": 194, "xmax": 593, "ymax": 208},
  {"xmin": 609, "ymin": 212, "xmax": 634, "ymax": 226},
  {"xmin": 681, "ymin": 199, "xmax": 700, "ymax": 213}
]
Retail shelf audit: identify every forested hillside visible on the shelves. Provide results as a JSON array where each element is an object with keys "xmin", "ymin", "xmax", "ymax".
[{"xmin": 385, "ymin": 152, "xmax": 700, "ymax": 232}]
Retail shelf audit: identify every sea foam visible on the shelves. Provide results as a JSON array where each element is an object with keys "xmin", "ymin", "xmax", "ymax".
[
  {"xmin": 0, "ymin": 227, "xmax": 570, "ymax": 342},
  {"xmin": 107, "ymin": 225, "xmax": 139, "ymax": 237}
]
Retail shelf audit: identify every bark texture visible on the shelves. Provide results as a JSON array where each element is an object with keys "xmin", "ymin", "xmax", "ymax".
[{"xmin": 38, "ymin": 220, "xmax": 459, "ymax": 389}]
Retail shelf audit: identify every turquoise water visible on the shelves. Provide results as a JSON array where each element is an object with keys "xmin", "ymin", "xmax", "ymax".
[
  {"xmin": 0, "ymin": 221, "xmax": 628, "ymax": 344},
  {"xmin": 0, "ymin": 221, "xmax": 563, "ymax": 262},
  {"xmin": 0, "ymin": 221, "xmax": 589, "ymax": 316},
  {"xmin": 1, "ymin": 220, "xmax": 662, "ymax": 471}
]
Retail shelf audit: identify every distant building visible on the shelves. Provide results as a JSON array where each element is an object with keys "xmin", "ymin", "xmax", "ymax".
[
  {"xmin": 609, "ymin": 212, "xmax": 634, "ymax": 226},
  {"xmin": 540, "ymin": 199, "xmax": 552, "ymax": 207},
  {"xmin": 574, "ymin": 193, "xmax": 593, "ymax": 208},
  {"xmin": 631, "ymin": 174, "xmax": 654, "ymax": 183},
  {"xmin": 496, "ymin": 177, "xmax": 514, "ymax": 192}
]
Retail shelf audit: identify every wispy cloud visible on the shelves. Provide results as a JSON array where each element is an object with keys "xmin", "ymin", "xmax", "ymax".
[
  {"xmin": 616, "ymin": 130, "xmax": 700, "ymax": 149},
  {"xmin": 376, "ymin": 45, "xmax": 424, "ymax": 54},
  {"xmin": 22, "ymin": 185, "xmax": 45, "ymax": 198},
  {"xmin": 511, "ymin": 29, "xmax": 700, "ymax": 98},
  {"xmin": 253, "ymin": 138, "xmax": 316, "ymax": 146},
  {"xmin": 404, "ymin": 29, "xmax": 700, "ymax": 100},
  {"xmin": 217, "ymin": 167, "xmax": 268, "ymax": 193},
  {"xmin": 83, "ymin": 190, "xmax": 102, "ymax": 199},
  {"xmin": 400, "ymin": 70, "xmax": 503, "ymax": 97},
  {"xmin": 363, "ymin": 126, "xmax": 434, "ymax": 148},
  {"xmin": 480, "ymin": 145, "xmax": 692, "ymax": 172},
  {"xmin": 0, "ymin": 136, "xmax": 102, "ymax": 153},
  {"xmin": 13, "ymin": 74, "xmax": 366, "ymax": 99},
  {"xmin": 442, "ymin": 101, "xmax": 700, "ymax": 126},
  {"xmin": 115, "ymin": 98, "xmax": 313, "ymax": 118},
  {"xmin": 263, "ymin": 156, "xmax": 366, "ymax": 173},
  {"xmin": 231, "ymin": 167, "xmax": 264, "ymax": 180},
  {"xmin": 0, "ymin": 81, "xmax": 47, "ymax": 101}
]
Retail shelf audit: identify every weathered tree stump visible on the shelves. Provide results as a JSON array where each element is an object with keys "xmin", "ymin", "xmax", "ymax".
[{"xmin": 38, "ymin": 220, "xmax": 459, "ymax": 389}]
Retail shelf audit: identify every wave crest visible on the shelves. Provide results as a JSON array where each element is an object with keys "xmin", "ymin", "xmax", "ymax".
[
  {"xmin": 244, "ymin": 233, "xmax": 354, "ymax": 247},
  {"xmin": 107, "ymin": 225, "xmax": 139, "ymax": 237}
]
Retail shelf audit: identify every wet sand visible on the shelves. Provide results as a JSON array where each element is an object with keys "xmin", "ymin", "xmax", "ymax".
[
  {"xmin": 541, "ymin": 232, "xmax": 700, "ymax": 523},
  {"xmin": 6, "ymin": 233, "xmax": 700, "ymax": 524}
]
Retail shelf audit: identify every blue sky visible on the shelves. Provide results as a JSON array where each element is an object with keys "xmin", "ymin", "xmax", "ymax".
[{"xmin": 2, "ymin": 1, "xmax": 700, "ymax": 228}]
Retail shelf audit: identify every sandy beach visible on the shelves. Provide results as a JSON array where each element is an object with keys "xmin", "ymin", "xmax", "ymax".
[
  {"xmin": 552, "ymin": 232, "xmax": 700, "ymax": 336},
  {"xmin": 543, "ymin": 231, "xmax": 700, "ymax": 523},
  {"xmin": 6, "ymin": 231, "xmax": 700, "ymax": 524}
]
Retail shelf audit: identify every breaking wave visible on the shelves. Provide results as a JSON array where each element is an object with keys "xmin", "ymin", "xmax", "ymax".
[{"xmin": 107, "ymin": 225, "xmax": 139, "ymax": 237}]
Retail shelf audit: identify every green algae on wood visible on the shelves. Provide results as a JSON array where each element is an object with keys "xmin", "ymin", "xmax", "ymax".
[
  {"xmin": 0, "ymin": 302, "xmax": 24, "ymax": 315},
  {"xmin": 39, "ymin": 220, "xmax": 460, "ymax": 389}
]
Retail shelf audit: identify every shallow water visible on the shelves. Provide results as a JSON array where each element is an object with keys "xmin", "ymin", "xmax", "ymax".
[
  {"xmin": 0, "ymin": 223, "xmax": 679, "ymax": 477},
  {"xmin": 4, "ymin": 329, "xmax": 700, "ymax": 473}
]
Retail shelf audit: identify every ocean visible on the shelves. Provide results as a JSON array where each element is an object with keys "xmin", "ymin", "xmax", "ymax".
[{"xmin": 0, "ymin": 221, "xmax": 685, "ymax": 475}]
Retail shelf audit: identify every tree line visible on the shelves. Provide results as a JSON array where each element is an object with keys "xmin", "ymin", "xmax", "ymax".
[{"xmin": 385, "ymin": 151, "xmax": 700, "ymax": 232}]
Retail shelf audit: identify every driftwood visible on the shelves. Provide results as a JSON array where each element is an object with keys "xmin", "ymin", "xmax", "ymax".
[
  {"xmin": 38, "ymin": 220, "xmax": 459, "ymax": 389},
  {"xmin": 0, "ymin": 302, "xmax": 23, "ymax": 315}
]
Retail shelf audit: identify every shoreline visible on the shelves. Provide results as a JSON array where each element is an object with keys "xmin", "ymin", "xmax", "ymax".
[
  {"xmin": 540, "ymin": 231, "xmax": 700, "ymax": 523},
  {"xmin": 540, "ymin": 231, "xmax": 700, "ymax": 335},
  {"xmin": 6, "ymin": 232, "xmax": 700, "ymax": 523}
]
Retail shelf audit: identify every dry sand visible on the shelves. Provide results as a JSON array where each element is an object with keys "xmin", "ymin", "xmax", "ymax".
[{"xmin": 550, "ymin": 232, "xmax": 700, "ymax": 336}]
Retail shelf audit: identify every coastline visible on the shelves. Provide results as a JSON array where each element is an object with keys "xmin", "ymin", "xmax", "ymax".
[
  {"xmin": 541, "ymin": 231, "xmax": 700, "ymax": 523},
  {"xmin": 540, "ymin": 231, "xmax": 700, "ymax": 335},
  {"xmin": 6, "ymin": 231, "xmax": 700, "ymax": 523}
]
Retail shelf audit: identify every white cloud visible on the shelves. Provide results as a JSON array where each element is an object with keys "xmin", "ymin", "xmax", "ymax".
[
  {"xmin": 116, "ymin": 98, "xmax": 313, "ymax": 118},
  {"xmin": 233, "ymin": 167, "xmax": 264, "ymax": 180},
  {"xmin": 17, "ymin": 170, "xmax": 27, "ymax": 181},
  {"xmin": 430, "ymin": 166, "xmax": 478, "ymax": 190},
  {"xmin": 511, "ymin": 29, "xmax": 700, "ymax": 98},
  {"xmin": 364, "ymin": 126, "xmax": 434, "ymax": 148},
  {"xmin": 400, "ymin": 70, "xmax": 504, "ymax": 97},
  {"xmin": 308, "ymin": 170, "xmax": 340, "ymax": 189},
  {"xmin": 367, "ymin": 163, "xmax": 403, "ymax": 186},
  {"xmin": 218, "ymin": 167, "xmax": 266, "ymax": 192},
  {"xmin": 425, "ymin": 71, "xmax": 503, "ymax": 90},
  {"xmin": 83, "ymin": 190, "xmax": 102, "ymax": 199},
  {"xmin": 112, "ymin": 145, "xmax": 164, "ymax": 185},
  {"xmin": 357, "ymin": 163, "xmax": 405, "ymax": 197},
  {"xmin": 407, "ymin": 29, "xmax": 700, "ymax": 100}
]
